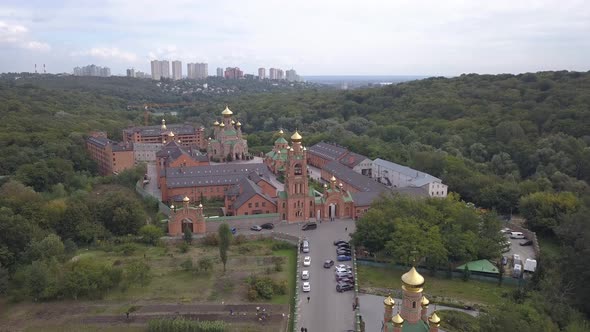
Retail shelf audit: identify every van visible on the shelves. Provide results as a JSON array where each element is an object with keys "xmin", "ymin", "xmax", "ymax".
[
  {"xmin": 513, "ymin": 264, "xmax": 522, "ymax": 278},
  {"xmin": 302, "ymin": 222, "xmax": 317, "ymax": 231},
  {"xmin": 510, "ymin": 231, "xmax": 525, "ymax": 239},
  {"xmin": 302, "ymin": 240, "xmax": 310, "ymax": 253}
]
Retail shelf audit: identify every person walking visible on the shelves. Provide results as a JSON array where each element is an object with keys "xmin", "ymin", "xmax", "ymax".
[{"xmin": 307, "ymin": 296, "xmax": 310, "ymax": 303}]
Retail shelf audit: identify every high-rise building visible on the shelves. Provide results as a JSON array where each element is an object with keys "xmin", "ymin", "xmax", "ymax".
[
  {"xmin": 216, "ymin": 67, "xmax": 223, "ymax": 77},
  {"xmin": 258, "ymin": 68, "xmax": 266, "ymax": 80},
  {"xmin": 277, "ymin": 69, "xmax": 284, "ymax": 80},
  {"xmin": 286, "ymin": 69, "xmax": 299, "ymax": 82},
  {"xmin": 224, "ymin": 67, "xmax": 243, "ymax": 80},
  {"xmin": 73, "ymin": 64, "xmax": 111, "ymax": 77},
  {"xmin": 269, "ymin": 68, "xmax": 284, "ymax": 80},
  {"xmin": 172, "ymin": 60, "xmax": 182, "ymax": 80},
  {"xmin": 269, "ymin": 68, "xmax": 277, "ymax": 80},
  {"xmin": 151, "ymin": 60, "xmax": 161, "ymax": 80},
  {"xmin": 126, "ymin": 68, "xmax": 135, "ymax": 77},
  {"xmin": 160, "ymin": 60, "xmax": 170, "ymax": 79},
  {"xmin": 196, "ymin": 63, "xmax": 208, "ymax": 79}
]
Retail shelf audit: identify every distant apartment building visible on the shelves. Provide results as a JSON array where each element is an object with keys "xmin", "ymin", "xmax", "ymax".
[
  {"xmin": 286, "ymin": 69, "xmax": 299, "ymax": 82},
  {"xmin": 135, "ymin": 71, "xmax": 149, "ymax": 79},
  {"xmin": 126, "ymin": 68, "xmax": 135, "ymax": 77},
  {"xmin": 151, "ymin": 60, "xmax": 171, "ymax": 80},
  {"xmin": 160, "ymin": 60, "xmax": 170, "ymax": 79},
  {"xmin": 172, "ymin": 60, "xmax": 182, "ymax": 80},
  {"xmin": 86, "ymin": 132, "xmax": 134, "ymax": 175},
  {"xmin": 269, "ymin": 68, "xmax": 278, "ymax": 80},
  {"xmin": 224, "ymin": 67, "xmax": 243, "ymax": 80},
  {"xmin": 122, "ymin": 119, "xmax": 207, "ymax": 151},
  {"xmin": 258, "ymin": 68, "xmax": 266, "ymax": 79},
  {"xmin": 73, "ymin": 64, "xmax": 111, "ymax": 77},
  {"xmin": 277, "ymin": 69, "xmax": 284, "ymax": 80},
  {"xmin": 269, "ymin": 68, "xmax": 284, "ymax": 80},
  {"xmin": 187, "ymin": 63, "xmax": 208, "ymax": 79},
  {"xmin": 216, "ymin": 67, "xmax": 223, "ymax": 77}
]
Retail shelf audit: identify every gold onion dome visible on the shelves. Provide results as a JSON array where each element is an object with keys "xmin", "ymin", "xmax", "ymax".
[
  {"xmin": 401, "ymin": 267, "xmax": 425, "ymax": 292},
  {"xmin": 168, "ymin": 131, "xmax": 175, "ymax": 137},
  {"xmin": 236, "ymin": 121, "xmax": 242, "ymax": 126},
  {"xmin": 391, "ymin": 313, "xmax": 404, "ymax": 326},
  {"xmin": 279, "ymin": 129, "xmax": 284, "ymax": 135},
  {"xmin": 219, "ymin": 122, "xmax": 225, "ymax": 128},
  {"xmin": 198, "ymin": 203, "xmax": 203, "ymax": 208},
  {"xmin": 421, "ymin": 296, "xmax": 430, "ymax": 307},
  {"xmin": 170, "ymin": 205, "xmax": 175, "ymax": 209},
  {"xmin": 183, "ymin": 196, "xmax": 190, "ymax": 202},
  {"xmin": 429, "ymin": 312, "xmax": 441, "ymax": 325},
  {"xmin": 214, "ymin": 120, "xmax": 219, "ymax": 126},
  {"xmin": 222, "ymin": 105, "xmax": 233, "ymax": 117},
  {"xmin": 231, "ymin": 120, "xmax": 236, "ymax": 125},
  {"xmin": 303, "ymin": 146, "xmax": 307, "ymax": 151},
  {"xmin": 161, "ymin": 119, "xmax": 167, "ymax": 130},
  {"xmin": 330, "ymin": 175, "xmax": 336, "ymax": 182},
  {"xmin": 290, "ymin": 147, "xmax": 294, "ymax": 152},
  {"xmin": 291, "ymin": 130, "xmax": 302, "ymax": 141},
  {"xmin": 383, "ymin": 295, "xmax": 395, "ymax": 307}
]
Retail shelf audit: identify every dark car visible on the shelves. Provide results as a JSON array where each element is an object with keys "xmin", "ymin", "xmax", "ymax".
[
  {"xmin": 337, "ymin": 255, "xmax": 352, "ymax": 261},
  {"xmin": 302, "ymin": 222, "xmax": 317, "ymax": 231},
  {"xmin": 323, "ymin": 260, "xmax": 335, "ymax": 268},
  {"xmin": 231, "ymin": 227, "xmax": 237, "ymax": 235},
  {"xmin": 337, "ymin": 250, "xmax": 352, "ymax": 256},
  {"xmin": 260, "ymin": 223, "xmax": 274, "ymax": 230},
  {"xmin": 334, "ymin": 240, "xmax": 348, "ymax": 246},
  {"xmin": 520, "ymin": 240, "xmax": 533, "ymax": 246},
  {"xmin": 337, "ymin": 244, "xmax": 351, "ymax": 250},
  {"xmin": 336, "ymin": 282, "xmax": 354, "ymax": 292},
  {"xmin": 337, "ymin": 277, "xmax": 355, "ymax": 285}
]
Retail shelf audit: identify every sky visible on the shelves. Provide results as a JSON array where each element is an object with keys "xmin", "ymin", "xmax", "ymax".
[{"xmin": 0, "ymin": 0, "xmax": 589, "ymax": 76}]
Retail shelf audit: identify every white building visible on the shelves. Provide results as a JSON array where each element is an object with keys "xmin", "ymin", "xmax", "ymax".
[
  {"xmin": 160, "ymin": 60, "xmax": 170, "ymax": 79},
  {"xmin": 151, "ymin": 60, "xmax": 161, "ymax": 80},
  {"xmin": 133, "ymin": 143, "xmax": 164, "ymax": 163},
  {"xmin": 258, "ymin": 68, "xmax": 266, "ymax": 79},
  {"xmin": 172, "ymin": 60, "xmax": 182, "ymax": 80},
  {"xmin": 372, "ymin": 158, "xmax": 448, "ymax": 197}
]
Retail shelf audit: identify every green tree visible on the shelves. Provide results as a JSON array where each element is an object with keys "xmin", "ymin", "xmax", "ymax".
[
  {"xmin": 519, "ymin": 192, "xmax": 579, "ymax": 234},
  {"xmin": 218, "ymin": 223, "xmax": 231, "ymax": 272},
  {"xmin": 125, "ymin": 260, "xmax": 152, "ymax": 287},
  {"xmin": 139, "ymin": 224, "xmax": 163, "ymax": 245},
  {"xmin": 29, "ymin": 233, "xmax": 65, "ymax": 261}
]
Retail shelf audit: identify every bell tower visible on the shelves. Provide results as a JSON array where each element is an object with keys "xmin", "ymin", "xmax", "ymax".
[{"xmin": 281, "ymin": 130, "xmax": 312, "ymax": 222}]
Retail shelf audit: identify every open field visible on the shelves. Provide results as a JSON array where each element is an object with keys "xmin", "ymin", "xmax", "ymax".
[
  {"xmin": 1, "ymin": 238, "xmax": 296, "ymax": 331},
  {"xmin": 358, "ymin": 265, "xmax": 516, "ymax": 307}
]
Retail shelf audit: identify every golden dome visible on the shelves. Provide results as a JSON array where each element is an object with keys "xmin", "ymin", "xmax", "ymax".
[
  {"xmin": 219, "ymin": 122, "xmax": 225, "ymax": 128},
  {"xmin": 161, "ymin": 119, "xmax": 167, "ymax": 130},
  {"xmin": 183, "ymin": 196, "xmax": 190, "ymax": 202},
  {"xmin": 236, "ymin": 121, "xmax": 242, "ymax": 126},
  {"xmin": 198, "ymin": 203, "xmax": 203, "ymax": 208},
  {"xmin": 429, "ymin": 312, "xmax": 441, "ymax": 325},
  {"xmin": 330, "ymin": 175, "xmax": 336, "ymax": 182},
  {"xmin": 401, "ymin": 267, "xmax": 425, "ymax": 292},
  {"xmin": 170, "ymin": 205, "xmax": 175, "ymax": 209},
  {"xmin": 339, "ymin": 182, "xmax": 343, "ymax": 187},
  {"xmin": 214, "ymin": 120, "xmax": 219, "ymax": 126},
  {"xmin": 421, "ymin": 296, "xmax": 430, "ymax": 307},
  {"xmin": 279, "ymin": 129, "xmax": 284, "ymax": 135},
  {"xmin": 303, "ymin": 146, "xmax": 307, "ymax": 151},
  {"xmin": 391, "ymin": 313, "xmax": 404, "ymax": 326},
  {"xmin": 168, "ymin": 131, "xmax": 175, "ymax": 137},
  {"xmin": 323, "ymin": 183, "xmax": 328, "ymax": 188},
  {"xmin": 290, "ymin": 147, "xmax": 294, "ymax": 152},
  {"xmin": 291, "ymin": 130, "xmax": 302, "ymax": 141},
  {"xmin": 222, "ymin": 105, "xmax": 233, "ymax": 117},
  {"xmin": 231, "ymin": 120, "xmax": 236, "ymax": 125},
  {"xmin": 383, "ymin": 295, "xmax": 395, "ymax": 307}
]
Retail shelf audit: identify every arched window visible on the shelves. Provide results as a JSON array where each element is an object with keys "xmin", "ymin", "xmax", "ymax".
[
  {"xmin": 412, "ymin": 302, "xmax": 416, "ymax": 308},
  {"xmin": 294, "ymin": 163, "xmax": 302, "ymax": 175}
]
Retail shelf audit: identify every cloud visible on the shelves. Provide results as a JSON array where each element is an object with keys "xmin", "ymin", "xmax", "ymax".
[
  {"xmin": 0, "ymin": 20, "xmax": 50, "ymax": 52},
  {"xmin": 22, "ymin": 41, "xmax": 50, "ymax": 51},
  {"xmin": 71, "ymin": 47, "xmax": 137, "ymax": 62}
]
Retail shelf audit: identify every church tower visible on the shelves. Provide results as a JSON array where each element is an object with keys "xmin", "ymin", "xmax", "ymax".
[
  {"xmin": 401, "ymin": 266, "xmax": 425, "ymax": 323},
  {"xmin": 278, "ymin": 130, "xmax": 313, "ymax": 222}
]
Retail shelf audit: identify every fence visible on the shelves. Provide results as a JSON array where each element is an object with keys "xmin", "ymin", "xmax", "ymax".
[
  {"xmin": 135, "ymin": 181, "xmax": 170, "ymax": 215},
  {"xmin": 353, "ymin": 245, "xmax": 362, "ymax": 332}
]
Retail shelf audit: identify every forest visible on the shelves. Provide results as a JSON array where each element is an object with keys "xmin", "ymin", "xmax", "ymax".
[{"xmin": 0, "ymin": 71, "xmax": 589, "ymax": 330}]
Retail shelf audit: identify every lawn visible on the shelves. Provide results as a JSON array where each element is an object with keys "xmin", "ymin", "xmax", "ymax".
[{"xmin": 358, "ymin": 265, "xmax": 514, "ymax": 307}]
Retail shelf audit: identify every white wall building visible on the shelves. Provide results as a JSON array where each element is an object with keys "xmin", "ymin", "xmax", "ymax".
[
  {"xmin": 172, "ymin": 60, "xmax": 182, "ymax": 80},
  {"xmin": 372, "ymin": 158, "xmax": 448, "ymax": 197},
  {"xmin": 133, "ymin": 143, "xmax": 164, "ymax": 163}
]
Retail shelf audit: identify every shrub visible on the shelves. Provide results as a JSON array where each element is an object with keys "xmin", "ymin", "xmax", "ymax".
[
  {"xmin": 233, "ymin": 234, "xmax": 247, "ymax": 245},
  {"xmin": 273, "ymin": 280, "xmax": 288, "ymax": 295},
  {"xmin": 197, "ymin": 257, "xmax": 213, "ymax": 272},
  {"xmin": 247, "ymin": 288, "xmax": 258, "ymax": 301},
  {"xmin": 118, "ymin": 243, "xmax": 138, "ymax": 256},
  {"xmin": 254, "ymin": 278, "xmax": 274, "ymax": 299},
  {"xmin": 274, "ymin": 261, "xmax": 283, "ymax": 272},
  {"xmin": 183, "ymin": 229, "xmax": 192, "ymax": 244},
  {"xmin": 148, "ymin": 318, "xmax": 226, "ymax": 332},
  {"xmin": 271, "ymin": 241, "xmax": 293, "ymax": 251},
  {"xmin": 139, "ymin": 225, "xmax": 164, "ymax": 246},
  {"xmin": 180, "ymin": 258, "xmax": 193, "ymax": 271},
  {"xmin": 203, "ymin": 233, "xmax": 219, "ymax": 246},
  {"xmin": 178, "ymin": 242, "xmax": 189, "ymax": 253}
]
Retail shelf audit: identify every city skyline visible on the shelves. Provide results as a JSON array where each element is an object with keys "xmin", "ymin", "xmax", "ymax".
[{"xmin": 0, "ymin": 0, "xmax": 589, "ymax": 75}]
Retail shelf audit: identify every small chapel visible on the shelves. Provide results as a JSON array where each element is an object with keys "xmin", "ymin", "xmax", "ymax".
[
  {"xmin": 167, "ymin": 196, "xmax": 207, "ymax": 235},
  {"xmin": 207, "ymin": 106, "xmax": 248, "ymax": 161},
  {"xmin": 382, "ymin": 266, "xmax": 442, "ymax": 332}
]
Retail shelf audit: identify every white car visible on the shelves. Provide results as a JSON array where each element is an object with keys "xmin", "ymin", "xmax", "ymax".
[
  {"xmin": 335, "ymin": 266, "xmax": 352, "ymax": 273},
  {"xmin": 335, "ymin": 264, "xmax": 351, "ymax": 270},
  {"xmin": 302, "ymin": 281, "xmax": 311, "ymax": 292},
  {"xmin": 301, "ymin": 270, "xmax": 310, "ymax": 280},
  {"xmin": 303, "ymin": 256, "xmax": 311, "ymax": 266}
]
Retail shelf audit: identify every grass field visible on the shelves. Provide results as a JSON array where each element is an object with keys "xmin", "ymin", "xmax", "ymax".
[{"xmin": 358, "ymin": 265, "xmax": 515, "ymax": 307}]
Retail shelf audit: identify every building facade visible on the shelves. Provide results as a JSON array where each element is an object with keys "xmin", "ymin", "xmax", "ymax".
[
  {"xmin": 167, "ymin": 196, "xmax": 206, "ymax": 235},
  {"xmin": 122, "ymin": 119, "xmax": 206, "ymax": 151},
  {"xmin": 207, "ymin": 106, "xmax": 248, "ymax": 161},
  {"xmin": 372, "ymin": 158, "xmax": 448, "ymax": 198},
  {"xmin": 224, "ymin": 67, "xmax": 243, "ymax": 79},
  {"xmin": 172, "ymin": 60, "xmax": 182, "ymax": 80},
  {"xmin": 86, "ymin": 132, "xmax": 135, "ymax": 175},
  {"xmin": 151, "ymin": 60, "xmax": 161, "ymax": 80},
  {"xmin": 258, "ymin": 68, "xmax": 266, "ymax": 79},
  {"xmin": 263, "ymin": 129, "xmax": 289, "ymax": 174},
  {"xmin": 216, "ymin": 67, "xmax": 223, "ymax": 77}
]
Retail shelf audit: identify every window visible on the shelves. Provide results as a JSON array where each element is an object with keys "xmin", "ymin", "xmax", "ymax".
[
  {"xmin": 255, "ymin": 202, "xmax": 259, "ymax": 208},
  {"xmin": 248, "ymin": 203, "xmax": 252, "ymax": 208},
  {"xmin": 282, "ymin": 202, "xmax": 285, "ymax": 208},
  {"xmin": 262, "ymin": 202, "xmax": 266, "ymax": 207},
  {"xmin": 413, "ymin": 302, "xmax": 416, "ymax": 308}
]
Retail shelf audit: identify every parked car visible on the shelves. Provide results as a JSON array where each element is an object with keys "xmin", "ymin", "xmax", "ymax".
[
  {"xmin": 337, "ymin": 243, "xmax": 351, "ymax": 248},
  {"xmin": 337, "ymin": 249, "xmax": 352, "ymax": 255},
  {"xmin": 337, "ymin": 255, "xmax": 352, "ymax": 261},
  {"xmin": 303, "ymin": 256, "xmax": 311, "ymax": 266},
  {"xmin": 302, "ymin": 240, "xmax": 310, "ymax": 253},
  {"xmin": 501, "ymin": 227, "xmax": 512, "ymax": 234},
  {"xmin": 231, "ymin": 227, "xmax": 237, "ymax": 235},
  {"xmin": 520, "ymin": 240, "xmax": 533, "ymax": 246},
  {"xmin": 302, "ymin": 281, "xmax": 311, "ymax": 292},
  {"xmin": 323, "ymin": 260, "xmax": 335, "ymax": 268},
  {"xmin": 260, "ymin": 223, "xmax": 274, "ymax": 230},
  {"xmin": 336, "ymin": 264, "xmax": 351, "ymax": 269},
  {"xmin": 336, "ymin": 282, "xmax": 354, "ymax": 292},
  {"xmin": 337, "ymin": 277, "xmax": 355, "ymax": 285},
  {"xmin": 335, "ymin": 267, "xmax": 352, "ymax": 274},
  {"xmin": 250, "ymin": 225, "xmax": 262, "ymax": 231},
  {"xmin": 302, "ymin": 222, "xmax": 317, "ymax": 231},
  {"xmin": 334, "ymin": 240, "xmax": 349, "ymax": 246},
  {"xmin": 301, "ymin": 270, "xmax": 309, "ymax": 280},
  {"xmin": 501, "ymin": 256, "xmax": 508, "ymax": 266},
  {"xmin": 335, "ymin": 271, "xmax": 353, "ymax": 278},
  {"xmin": 510, "ymin": 231, "xmax": 525, "ymax": 239}
]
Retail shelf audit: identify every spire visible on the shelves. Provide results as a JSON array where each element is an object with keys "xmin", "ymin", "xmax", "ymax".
[{"xmin": 161, "ymin": 119, "xmax": 167, "ymax": 130}]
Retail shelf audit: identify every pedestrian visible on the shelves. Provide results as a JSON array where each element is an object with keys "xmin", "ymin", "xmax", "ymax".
[
  {"xmin": 301, "ymin": 328, "xmax": 305, "ymax": 332},
  {"xmin": 352, "ymin": 303, "xmax": 355, "ymax": 311},
  {"xmin": 230, "ymin": 309, "xmax": 233, "ymax": 315},
  {"xmin": 345, "ymin": 227, "xmax": 348, "ymax": 232},
  {"xmin": 125, "ymin": 311, "xmax": 129, "ymax": 319},
  {"xmin": 307, "ymin": 296, "xmax": 310, "ymax": 303}
]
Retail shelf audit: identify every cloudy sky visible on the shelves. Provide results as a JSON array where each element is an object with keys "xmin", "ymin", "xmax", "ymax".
[{"xmin": 0, "ymin": 0, "xmax": 588, "ymax": 76}]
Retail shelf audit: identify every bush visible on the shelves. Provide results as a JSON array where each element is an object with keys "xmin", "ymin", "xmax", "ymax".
[
  {"xmin": 274, "ymin": 261, "xmax": 283, "ymax": 272},
  {"xmin": 178, "ymin": 242, "xmax": 189, "ymax": 253},
  {"xmin": 64, "ymin": 239, "xmax": 78, "ymax": 256},
  {"xmin": 180, "ymin": 258, "xmax": 193, "ymax": 272},
  {"xmin": 118, "ymin": 243, "xmax": 139, "ymax": 256},
  {"xmin": 148, "ymin": 318, "xmax": 226, "ymax": 332},
  {"xmin": 197, "ymin": 257, "xmax": 213, "ymax": 272},
  {"xmin": 254, "ymin": 278, "xmax": 274, "ymax": 299},
  {"xmin": 271, "ymin": 241, "xmax": 294, "ymax": 251},
  {"xmin": 233, "ymin": 234, "xmax": 247, "ymax": 245},
  {"xmin": 273, "ymin": 280, "xmax": 288, "ymax": 295},
  {"xmin": 202, "ymin": 233, "xmax": 219, "ymax": 246},
  {"xmin": 139, "ymin": 224, "xmax": 164, "ymax": 246}
]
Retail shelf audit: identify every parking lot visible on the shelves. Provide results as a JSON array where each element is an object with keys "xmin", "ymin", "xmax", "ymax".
[{"xmin": 502, "ymin": 231, "xmax": 536, "ymax": 275}]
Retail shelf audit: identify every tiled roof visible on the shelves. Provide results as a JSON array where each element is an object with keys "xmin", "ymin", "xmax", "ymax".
[
  {"xmin": 229, "ymin": 177, "xmax": 276, "ymax": 210},
  {"xmin": 373, "ymin": 158, "xmax": 442, "ymax": 185},
  {"xmin": 308, "ymin": 142, "xmax": 348, "ymax": 161},
  {"xmin": 87, "ymin": 136, "xmax": 133, "ymax": 152},
  {"xmin": 275, "ymin": 137, "xmax": 288, "ymax": 144},
  {"xmin": 164, "ymin": 163, "xmax": 270, "ymax": 188},
  {"xmin": 338, "ymin": 151, "xmax": 370, "ymax": 168},
  {"xmin": 124, "ymin": 123, "xmax": 199, "ymax": 137},
  {"xmin": 156, "ymin": 141, "xmax": 208, "ymax": 163},
  {"xmin": 324, "ymin": 161, "xmax": 388, "ymax": 193}
]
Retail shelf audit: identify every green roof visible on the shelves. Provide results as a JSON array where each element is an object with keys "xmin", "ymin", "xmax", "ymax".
[
  {"xmin": 278, "ymin": 191, "xmax": 287, "ymax": 199},
  {"xmin": 385, "ymin": 320, "xmax": 429, "ymax": 332},
  {"xmin": 224, "ymin": 129, "xmax": 237, "ymax": 136},
  {"xmin": 456, "ymin": 259, "xmax": 499, "ymax": 274},
  {"xmin": 275, "ymin": 137, "xmax": 288, "ymax": 144}
]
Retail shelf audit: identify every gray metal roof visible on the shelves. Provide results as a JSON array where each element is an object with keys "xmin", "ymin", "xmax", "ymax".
[
  {"xmin": 87, "ymin": 136, "xmax": 133, "ymax": 152},
  {"xmin": 229, "ymin": 177, "xmax": 276, "ymax": 210},
  {"xmin": 156, "ymin": 141, "xmax": 208, "ymax": 162},
  {"xmin": 164, "ymin": 163, "xmax": 271, "ymax": 188},
  {"xmin": 351, "ymin": 191, "xmax": 383, "ymax": 206},
  {"xmin": 338, "ymin": 151, "xmax": 370, "ymax": 168},
  {"xmin": 124, "ymin": 123, "xmax": 200, "ymax": 137},
  {"xmin": 373, "ymin": 158, "xmax": 442, "ymax": 185},
  {"xmin": 324, "ymin": 161, "xmax": 389, "ymax": 193},
  {"xmin": 308, "ymin": 142, "xmax": 348, "ymax": 161}
]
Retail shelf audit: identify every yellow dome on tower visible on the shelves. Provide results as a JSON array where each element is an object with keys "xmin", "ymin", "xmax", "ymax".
[
  {"xmin": 330, "ymin": 175, "xmax": 336, "ymax": 182},
  {"xmin": 231, "ymin": 120, "xmax": 236, "ymax": 125},
  {"xmin": 222, "ymin": 105, "xmax": 233, "ymax": 117},
  {"xmin": 214, "ymin": 120, "xmax": 219, "ymax": 126},
  {"xmin": 183, "ymin": 196, "xmax": 189, "ymax": 202},
  {"xmin": 279, "ymin": 129, "xmax": 284, "ymax": 135},
  {"xmin": 421, "ymin": 296, "xmax": 430, "ymax": 307},
  {"xmin": 236, "ymin": 121, "xmax": 242, "ymax": 126},
  {"xmin": 401, "ymin": 266, "xmax": 425, "ymax": 292},
  {"xmin": 219, "ymin": 122, "xmax": 225, "ymax": 128},
  {"xmin": 168, "ymin": 131, "xmax": 175, "ymax": 137},
  {"xmin": 429, "ymin": 312, "xmax": 441, "ymax": 326},
  {"xmin": 291, "ymin": 130, "xmax": 302, "ymax": 142},
  {"xmin": 391, "ymin": 313, "xmax": 404, "ymax": 326},
  {"xmin": 383, "ymin": 295, "xmax": 395, "ymax": 307}
]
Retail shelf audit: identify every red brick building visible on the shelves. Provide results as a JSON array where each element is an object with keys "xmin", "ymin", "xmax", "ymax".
[
  {"xmin": 122, "ymin": 119, "xmax": 206, "ymax": 150},
  {"xmin": 167, "ymin": 196, "xmax": 206, "ymax": 235},
  {"xmin": 225, "ymin": 177, "xmax": 277, "ymax": 216},
  {"xmin": 86, "ymin": 132, "xmax": 135, "ymax": 175}
]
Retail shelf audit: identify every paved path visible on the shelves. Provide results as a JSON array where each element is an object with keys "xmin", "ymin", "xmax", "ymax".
[
  {"xmin": 358, "ymin": 293, "xmax": 478, "ymax": 332},
  {"xmin": 145, "ymin": 162, "xmax": 161, "ymax": 199},
  {"xmin": 276, "ymin": 219, "xmax": 357, "ymax": 332}
]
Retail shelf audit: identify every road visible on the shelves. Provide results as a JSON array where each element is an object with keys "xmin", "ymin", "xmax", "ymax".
[
  {"xmin": 276, "ymin": 219, "xmax": 357, "ymax": 332},
  {"xmin": 145, "ymin": 162, "xmax": 161, "ymax": 199}
]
